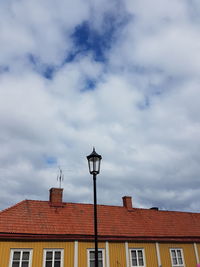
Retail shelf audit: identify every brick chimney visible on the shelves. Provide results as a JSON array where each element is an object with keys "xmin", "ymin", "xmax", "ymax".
[
  {"xmin": 49, "ymin": 188, "xmax": 63, "ymax": 206},
  {"xmin": 122, "ymin": 196, "xmax": 132, "ymax": 210}
]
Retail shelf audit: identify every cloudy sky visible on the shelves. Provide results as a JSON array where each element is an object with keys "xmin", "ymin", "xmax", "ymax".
[{"xmin": 0, "ymin": 0, "xmax": 200, "ymax": 212}]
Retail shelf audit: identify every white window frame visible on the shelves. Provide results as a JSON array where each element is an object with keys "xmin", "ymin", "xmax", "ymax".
[
  {"xmin": 170, "ymin": 248, "xmax": 185, "ymax": 267},
  {"xmin": 9, "ymin": 249, "xmax": 33, "ymax": 267},
  {"xmin": 87, "ymin": 248, "xmax": 105, "ymax": 267},
  {"xmin": 129, "ymin": 248, "xmax": 146, "ymax": 267},
  {"xmin": 43, "ymin": 249, "xmax": 64, "ymax": 267}
]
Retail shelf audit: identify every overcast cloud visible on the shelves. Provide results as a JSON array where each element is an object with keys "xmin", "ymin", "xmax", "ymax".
[{"xmin": 0, "ymin": 0, "xmax": 200, "ymax": 212}]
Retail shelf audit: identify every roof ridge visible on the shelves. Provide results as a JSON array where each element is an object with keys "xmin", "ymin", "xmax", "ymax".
[{"xmin": 66, "ymin": 202, "xmax": 125, "ymax": 208}]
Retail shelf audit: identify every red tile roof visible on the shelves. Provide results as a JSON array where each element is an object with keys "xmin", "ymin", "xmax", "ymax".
[{"xmin": 0, "ymin": 199, "xmax": 200, "ymax": 241}]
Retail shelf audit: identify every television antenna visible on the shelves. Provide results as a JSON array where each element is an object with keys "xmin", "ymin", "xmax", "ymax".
[{"xmin": 57, "ymin": 166, "xmax": 64, "ymax": 188}]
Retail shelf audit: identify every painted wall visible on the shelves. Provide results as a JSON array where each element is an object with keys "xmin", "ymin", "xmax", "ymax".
[
  {"xmin": 159, "ymin": 243, "xmax": 197, "ymax": 267},
  {"xmin": 0, "ymin": 241, "xmax": 74, "ymax": 267},
  {"xmin": 0, "ymin": 240, "xmax": 199, "ymax": 267},
  {"xmin": 109, "ymin": 242, "xmax": 126, "ymax": 267},
  {"xmin": 197, "ymin": 243, "xmax": 200, "ymax": 261}
]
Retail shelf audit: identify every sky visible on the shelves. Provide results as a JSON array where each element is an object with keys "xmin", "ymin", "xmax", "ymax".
[{"xmin": 0, "ymin": 0, "xmax": 200, "ymax": 212}]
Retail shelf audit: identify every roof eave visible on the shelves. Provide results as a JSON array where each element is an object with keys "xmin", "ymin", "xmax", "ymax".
[{"xmin": 0, "ymin": 233, "xmax": 200, "ymax": 243}]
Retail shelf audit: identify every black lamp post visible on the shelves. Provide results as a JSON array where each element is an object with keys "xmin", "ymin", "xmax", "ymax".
[{"xmin": 87, "ymin": 148, "xmax": 102, "ymax": 267}]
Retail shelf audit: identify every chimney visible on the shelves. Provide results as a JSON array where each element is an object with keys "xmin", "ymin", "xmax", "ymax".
[
  {"xmin": 150, "ymin": 207, "xmax": 159, "ymax": 211},
  {"xmin": 49, "ymin": 188, "xmax": 63, "ymax": 206},
  {"xmin": 122, "ymin": 196, "xmax": 132, "ymax": 210}
]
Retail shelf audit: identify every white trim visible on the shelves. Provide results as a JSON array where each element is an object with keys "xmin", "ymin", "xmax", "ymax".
[
  {"xmin": 9, "ymin": 249, "xmax": 33, "ymax": 267},
  {"xmin": 156, "ymin": 242, "xmax": 162, "ymax": 267},
  {"xmin": 106, "ymin": 242, "xmax": 110, "ymax": 267},
  {"xmin": 74, "ymin": 241, "xmax": 78, "ymax": 267},
  {"xmin": 194, "ymin": 243, "xmax": 200, "ymax": 263},
  {"xmin": 87, "ymin": 248, "xmax": 105, "ymax": 267},
  {"xmin": 125, "ymin": 242, "xmax": 130, "ymax": 267},
  {"xmin": 170, "ymin": 248, "xmax": 185, "ymax": 267},
  {"xmin": 129, "ymin": 248, "xmax": 146, "ymax": 267},
  {"xmin": 43, "ymin": 248, "xmax": 64, "ymax": 267}
]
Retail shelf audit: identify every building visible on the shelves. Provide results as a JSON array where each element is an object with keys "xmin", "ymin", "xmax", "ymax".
[{"xmin": 0, "ymin": 187, "xmax": 200, "ymax": 267}]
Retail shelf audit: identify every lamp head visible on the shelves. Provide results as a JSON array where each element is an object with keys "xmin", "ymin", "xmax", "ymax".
[{"xmin": 87, "ymin": 148, "xmax": 102, "ymax": 175}]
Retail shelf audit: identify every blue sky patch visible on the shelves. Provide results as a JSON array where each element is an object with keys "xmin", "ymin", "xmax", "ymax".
[
  {"xmin": 81, "ymin": 78, "xmax": 97, "ymax": 92},
  {"xmin": 70, "ymin": 13, "xmax": 127, "ymax": 62},
  {"xmin": 27, "ymin": 53, "xmax": 57, "ymax": 80},
  {"xmin": 0, "ymin": 65, "xmax": 9, "ymax": 74},
  {"xmin": 71, "ymin": 21, "xmax": 109, "ymax": 62},
  {"xmin": 44, "ymin": 156, "xmax": 57, "ymax": 166},
  {"xmin": 43, "ymin": 66, "xmax": 55, "ymax": 79},
  {"xmin": 86, "ymin": 79, "xmax": 96, "ymax": 89}
]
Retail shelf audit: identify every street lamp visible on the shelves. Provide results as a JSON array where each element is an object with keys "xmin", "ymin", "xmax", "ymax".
[{"xmin": 87, "ymin": 148, "xmax": 102, "ymax": 267}]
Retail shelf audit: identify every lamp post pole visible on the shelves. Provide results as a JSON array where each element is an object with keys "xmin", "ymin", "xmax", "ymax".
[
  {"xmin": 87, "ymin": 148, "xmax": 102, "ymax": 267},
  {"xmin": 93, "ymin": 172, "xmax": 98, "ymax": 267}
]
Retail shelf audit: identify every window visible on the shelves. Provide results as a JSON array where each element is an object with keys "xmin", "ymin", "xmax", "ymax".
[
  {"xmin": 10, "ymin": 249, "xmax": 32, "ymax": 267},
  {"xmin": 88, "ymin": 249, "xmax": 105, "ymax": 267},
  {"xmin": 130, "ymin": 249, "xmax": 145, "ymax": 267},
  {"xmin": 170, "ymin": 249, "xmax": 184, "ymax": 267},
  {"xmin": 43, "ymin": 249, "xmax": 63, "ymax": 267}
]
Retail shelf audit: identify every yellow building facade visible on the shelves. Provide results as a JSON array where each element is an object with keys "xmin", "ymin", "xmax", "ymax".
[
  {"xmin": 0, "ymin": 188, "xmax": 200, "ymax": 267},
  {"xmin": 0, "ymin": 240, "xmax": 200, "ymax": 266}
]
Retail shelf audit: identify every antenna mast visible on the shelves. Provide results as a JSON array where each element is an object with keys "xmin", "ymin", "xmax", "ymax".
[{"xmin": 57, "ymin": 166, "xmax": 64, "ymax": 188}]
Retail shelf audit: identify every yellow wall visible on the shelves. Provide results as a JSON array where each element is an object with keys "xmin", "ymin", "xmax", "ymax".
[
  {"xmin": 0, "ymin": 241, "xmax": 74, "ymax": 267},
  {"xmin": 159, "ymin": 243, "xmax": 197, "ymax": 267},
  {"xmin": 128, "ymin": 242, "xmax": 158, "ymax": 267},
  {"xmin": 109, "ymin": 242, "xmax": 126, "ymax": 267},
  {"xmin": 197, "ymin": 243, "xmax": 200, "ymax": 261},
  {"xmin": 0, "ymin": 240, "xmax": 199, "ymax": 267}
]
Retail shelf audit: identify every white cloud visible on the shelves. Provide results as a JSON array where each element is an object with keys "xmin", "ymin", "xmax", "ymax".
[{"xmin": 0, "ymin": 0, "xmax": 200, "ymax": 212}]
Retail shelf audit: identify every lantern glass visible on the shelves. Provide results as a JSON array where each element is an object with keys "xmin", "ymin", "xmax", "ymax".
[{"xmin": 87, "ymin": 148, "xmax": 102, "ymax": 174}]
